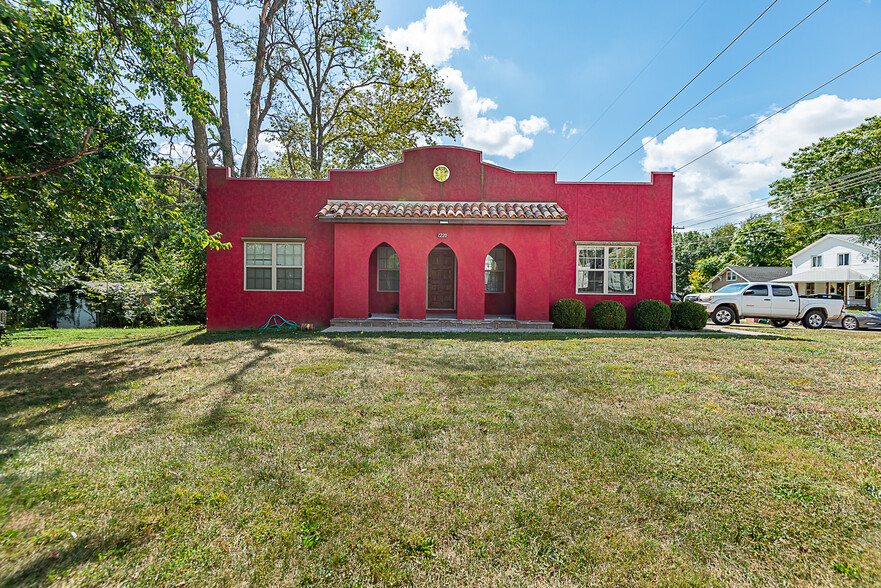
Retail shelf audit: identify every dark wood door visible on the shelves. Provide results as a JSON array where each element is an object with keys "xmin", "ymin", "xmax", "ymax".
[{"xmin": 427, "ymin": 247, "xmax": 456, "ymax": 309}]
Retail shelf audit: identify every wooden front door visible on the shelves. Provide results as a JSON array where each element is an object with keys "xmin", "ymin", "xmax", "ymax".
[{"xmin": 427, "ymin": 247, "xmax": 456, "ymax": 309}]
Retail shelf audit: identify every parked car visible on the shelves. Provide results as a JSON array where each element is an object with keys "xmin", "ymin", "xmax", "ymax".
[
  {"xmin": 683, "ymin": 293, "xmax": 700, "ymax": 302},
  {"xmin": 671, "ymin": 292, "xmax": 682, "ymax": 303},
  {"xmin": 695, "ymin": 282, "xmax": 845, "ymax": 329},
  {"xmin": 826, "ymin": 309, "xmax": 881, "ymax": 331}
]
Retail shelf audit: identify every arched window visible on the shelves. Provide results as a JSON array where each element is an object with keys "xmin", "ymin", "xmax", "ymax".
[
  {"xmin": 485, "ymin": 246, "xmax": 506, "ymax": 293},
  {"xmin": 376, "ymin": 245, "xmax": 400, "ymax": 292}
]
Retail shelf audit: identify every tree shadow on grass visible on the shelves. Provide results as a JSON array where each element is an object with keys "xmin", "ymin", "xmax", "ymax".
[
  {"xmin": 0, "ymin": 530, "xmax": 140, "ymax": 588},
  {"xmin": 190, "ymin": 337, "xmax": 281, "ymax": 435},
  {"xmin": 185, "ymin": 326, "xmax": 795, "ymax": 346},
  {"xmin": 0, "ymin": 328, "xmax": 203, "ymax": 369},
  {"xmin": 0, "ymin": 329, "xmax": 201, "ymax": 463}
]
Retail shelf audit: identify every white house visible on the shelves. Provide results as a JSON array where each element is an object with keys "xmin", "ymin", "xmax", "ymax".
[{"xmin": 773, "ymin": 234, "xmax": 880, "ymax": 308}]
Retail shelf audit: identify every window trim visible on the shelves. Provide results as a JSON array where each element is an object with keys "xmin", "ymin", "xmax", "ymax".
[
  {"xmin": 725, "ymin": 271, "xmax": 738, "ymax": 282},
  {"xmin": 838, "ymin": 253, "xmax": 850, "ymax": 266},
  {"xmin": 575, "ymin": 243, "xmax": 637, "ymax": 296},
  {"xmin": 376, "ymin": 245, "xmax": 400, "ymax": 293},
  {"xmin": 243, "ymin": 238, "xmax": 306, "ymax": 292},
  {"xmin": 484, "ymin": 246, "xmax": 506, "ymax": 294},
  {"xmin": 811, "ymin": 255, "xmax": 822, "ymax": 267},
  {"xmin": 855, "ymin": 281, "xmax": 867, "ymax": 299}
]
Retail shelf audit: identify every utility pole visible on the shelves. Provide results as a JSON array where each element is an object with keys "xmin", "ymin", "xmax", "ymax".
[{"xmin": 672, "ymin": 225, "xmax": 684, "ymax": 294}]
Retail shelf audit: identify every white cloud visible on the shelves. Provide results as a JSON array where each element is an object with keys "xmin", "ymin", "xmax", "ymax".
[
  {"xmin": 641, "ymin": 95, "xmax": 881, "ymax": 224},
  {"xmin": 385, "ymin": 4, "xmax": 548, "ymax": 159},
  {"xmin": 562, "ymin": 122, "xmax": 578, "ymax": 138},
  {"xmin": 519, "ymin": 115, "xmax": 549, "ymax": 136},
  {"xmin": 439, "ymin": 67, "xmax": 542, "ymax": 158},
  {"xmin": 383, "ymin": 2, "xmax": 468, "ymax": 67}
]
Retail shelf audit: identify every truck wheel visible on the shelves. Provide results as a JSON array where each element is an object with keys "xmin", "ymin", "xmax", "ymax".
[
  {"xmin": 801, "ymin": 310, "xmax": 826, "ymax": 329},
  {"xmin": 771, "ymin": 319, "xmax": 789, "ymax": 328},
  {"xmin": 712, "ymin": 306, "xmax": 735, "ymax": 326},
  {"xmin": 842, "ymin": 316, "xmax": 860, "ymax": 330}
]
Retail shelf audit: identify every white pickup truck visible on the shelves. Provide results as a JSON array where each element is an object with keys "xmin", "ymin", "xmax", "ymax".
[{"xmin": 696, "ymin": 282, "xmax": 845, "ymax": 329}]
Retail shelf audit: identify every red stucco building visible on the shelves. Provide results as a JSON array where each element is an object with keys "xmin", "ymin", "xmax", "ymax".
[{"xmin": 206, "ymin": 146, "xmax": 672, "ymax": 330}]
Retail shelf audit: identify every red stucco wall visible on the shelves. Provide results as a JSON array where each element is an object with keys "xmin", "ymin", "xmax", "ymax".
[{"xmin": 206, "ymin": 146, "xmax": 672, "ymax": 330}]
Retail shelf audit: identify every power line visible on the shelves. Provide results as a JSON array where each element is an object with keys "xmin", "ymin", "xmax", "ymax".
[
  {"xmin": 579, "ymin": 0, "xmax": 779, "ymax": 181},
  {"xmin": 554, "ymin": 0, "xmax": 710, "ymax": 168},
  {"xmin": 673, "ymin": 49, "xmax": 881, "ymax": 173},
  {"xmin": 676, "ymin": 204, "xmax": 881, "ymax": 251},
  {"xmin": 679, "ymin": 169, "xmax": 881, "ymax": 228},
  {"xmin": 675, "ymin": 165, "xmax": 881, "ymax": 226},
  {"xmin": 593, "ymin": 0, "xmax": 829, "ymax": 181}
]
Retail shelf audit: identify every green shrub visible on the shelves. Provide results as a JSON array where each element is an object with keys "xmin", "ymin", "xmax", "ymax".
[
  {"xmin": 671, "ymin": 300, "xmax": 708, "ymax": 330},
  {"xmin": 634, "ymin": 299, "xmax": 671, "ymax": 331},
  {"xmin": 551, "ymin": 298, "xmax": 586, "ymax": 328},
  {"xmin": 591, "ymin": 300, "xmax": 626, "ymax": 330}
]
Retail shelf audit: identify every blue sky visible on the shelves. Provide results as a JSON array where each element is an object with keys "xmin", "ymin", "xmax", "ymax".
[{"xmin": 204, "ymin": 0, "xmax": 881, "ymax": 226}]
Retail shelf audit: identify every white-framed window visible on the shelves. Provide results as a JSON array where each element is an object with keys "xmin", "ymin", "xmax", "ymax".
[
  {"xmin": 811, "ymin": 255, "xmax": 822, "ymax": 267},
  {"xmin": 576, "ymin": 243, "xmax": 636, "ymax": 295},
  {"xmin": 725, "ymin": 271, "xmax": 737, "ymax": 282},
  {"xmin": 243, "ymin": 239, "xmax": 304, "ymax": 291},
  {"xmin": 485, "ymin": 246, "xmax": 506, "ymax": 293},
  {"xmin": 838, "ymin": 253, "xmax": 850, "ymax": 266},
  {"xmin": 855, "ymin": 282, "xmax": 867, "ymax": 299},
  {"xmin": 805, "ymin": 282, "xmax": 815, "ymax": 295},
  {"xmin": 377, "ymin": 246, "xmax": 400, "ymax": 292}
]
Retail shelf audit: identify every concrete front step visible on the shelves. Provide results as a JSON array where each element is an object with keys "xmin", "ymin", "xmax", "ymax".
[{"xmin": 329, "ymin": 317, "xmax": 553, "ymax": 331}]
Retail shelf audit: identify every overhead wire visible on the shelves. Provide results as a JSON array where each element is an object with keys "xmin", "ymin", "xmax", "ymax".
[
  {"xmin": 675, "ymin": 204, "xmax": 881, "ymax": 250},
  {"xmin": 554, "ymin": 0, "xmax": 710, "ymax": 167},
  {"xmin": 579, "ymin": 0, "xmax": 780, "ymax": 181},
  {"xmin": 675, "ymin": 165, "xmax": 881, "ymax": 226},
  {"xmin": 672, "ymin": 49, "xmax": 881, "ymax": 173},
  {"xmin": 593, "ymin": 0, "xmax": 829, "ymax": 181},
  {"xmin": 678, "ymin": 169, "xmax": 881, "ymax": 228}
]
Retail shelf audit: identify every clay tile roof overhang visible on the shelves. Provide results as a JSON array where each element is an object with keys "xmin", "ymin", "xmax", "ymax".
[{"xmin": 316, "ymin": 200, "xmax": 568, "ymax": 225}]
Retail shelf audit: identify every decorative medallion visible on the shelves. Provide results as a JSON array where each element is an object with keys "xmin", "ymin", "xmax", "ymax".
[{"xmin": 433, "ymin": 165, "xmax": 450, "ymax": 183}]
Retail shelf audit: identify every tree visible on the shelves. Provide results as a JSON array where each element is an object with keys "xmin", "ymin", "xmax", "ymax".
[
  {"xmin": 688, "ymin": 255, "xmax": 730, "ymax": 293},
  {"xmin": 729, "ymin": 214, "xmax": 790, "ymax": 267},
  {"xmin": 0, "ymin": 0, "xmax": 223, "ymax": 323},
  {"xmin": 674, "ymin": 224, "xmax": 735, "ymax": 293},
  {"xmin": 769, "ymin": 116, "xmax": 881, "ymax": 248},
  {"xmin": 227, "ymin": 0, "xmax": 458, "ymax": 179}
]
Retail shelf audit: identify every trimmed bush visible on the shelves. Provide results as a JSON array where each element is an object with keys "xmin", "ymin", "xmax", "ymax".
[
  {"xmin": 591, "ymin": 300, "xmax": 626, "ymax": 330},
  {"xmin": 671, "ymin": 300, "xmax": 708, "ymax": 330},
  {"xmin": 634, "ymin": 299, "xmax": 671, "ymax": 331},
  {"xmin": 552, "ymin": 298, "xmax": 586, "ymax": 328}
]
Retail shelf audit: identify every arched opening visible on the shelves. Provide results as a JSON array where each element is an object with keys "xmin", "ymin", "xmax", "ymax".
[
  {"xmin": 426, "ymin": 243, "xmax": 457, "ymax": 314},
  {"xmin": 368, "ymin": 243, "xmax": 400, "ymax": 316},
  {"xmin": 484, "ymin": 244, "xmax": 516, "ymax": 318}
]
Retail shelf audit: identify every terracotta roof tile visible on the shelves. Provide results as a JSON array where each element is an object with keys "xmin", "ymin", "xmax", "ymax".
[{"xmin": 316, "ymin": 200, "xmax": 569, "ymax": 224}]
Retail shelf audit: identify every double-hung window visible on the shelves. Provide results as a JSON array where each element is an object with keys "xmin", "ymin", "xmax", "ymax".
[
  {"xmin": 811, "ymin": 255, "xmax": 822, "ymax": 267},
  {"xmin": 244, "ymin": 239, "xmax": 304, "ymax": 291},
  {"xmin": 484, "ymin": 246, "xmax": 506, "ymax": 293},
  {"xmin": 576, "ymin": 243, "xmax": 637, "ymax": 295},
  {"xmin": 376, "ymin": 246, "xmax": 400, "ymax": 292},
  {"xmin": 838, "ymin": 253, "xmax": 850, "ymax": 266}
]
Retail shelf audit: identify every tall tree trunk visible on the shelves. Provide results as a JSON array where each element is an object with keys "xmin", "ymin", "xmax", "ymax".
[
  {"xmin": 172, "ymin": 16, "xmax": 208, "ymax": 199},
  {"xmin": 241, "ymin": 0, "xmax": 283, "ymax": 177},
  {"xmin": 210, "ymin": 0, "xmax": 235, "ymax": 172},
  {"xmin": 192, "ymin": 115, "xmax": 209, "ymax": 202}
]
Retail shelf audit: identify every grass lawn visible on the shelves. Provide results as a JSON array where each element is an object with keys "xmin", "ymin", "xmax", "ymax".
[{"xmin": 1, "ymin": 326, "xmax": 880, "ymax": 587}]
